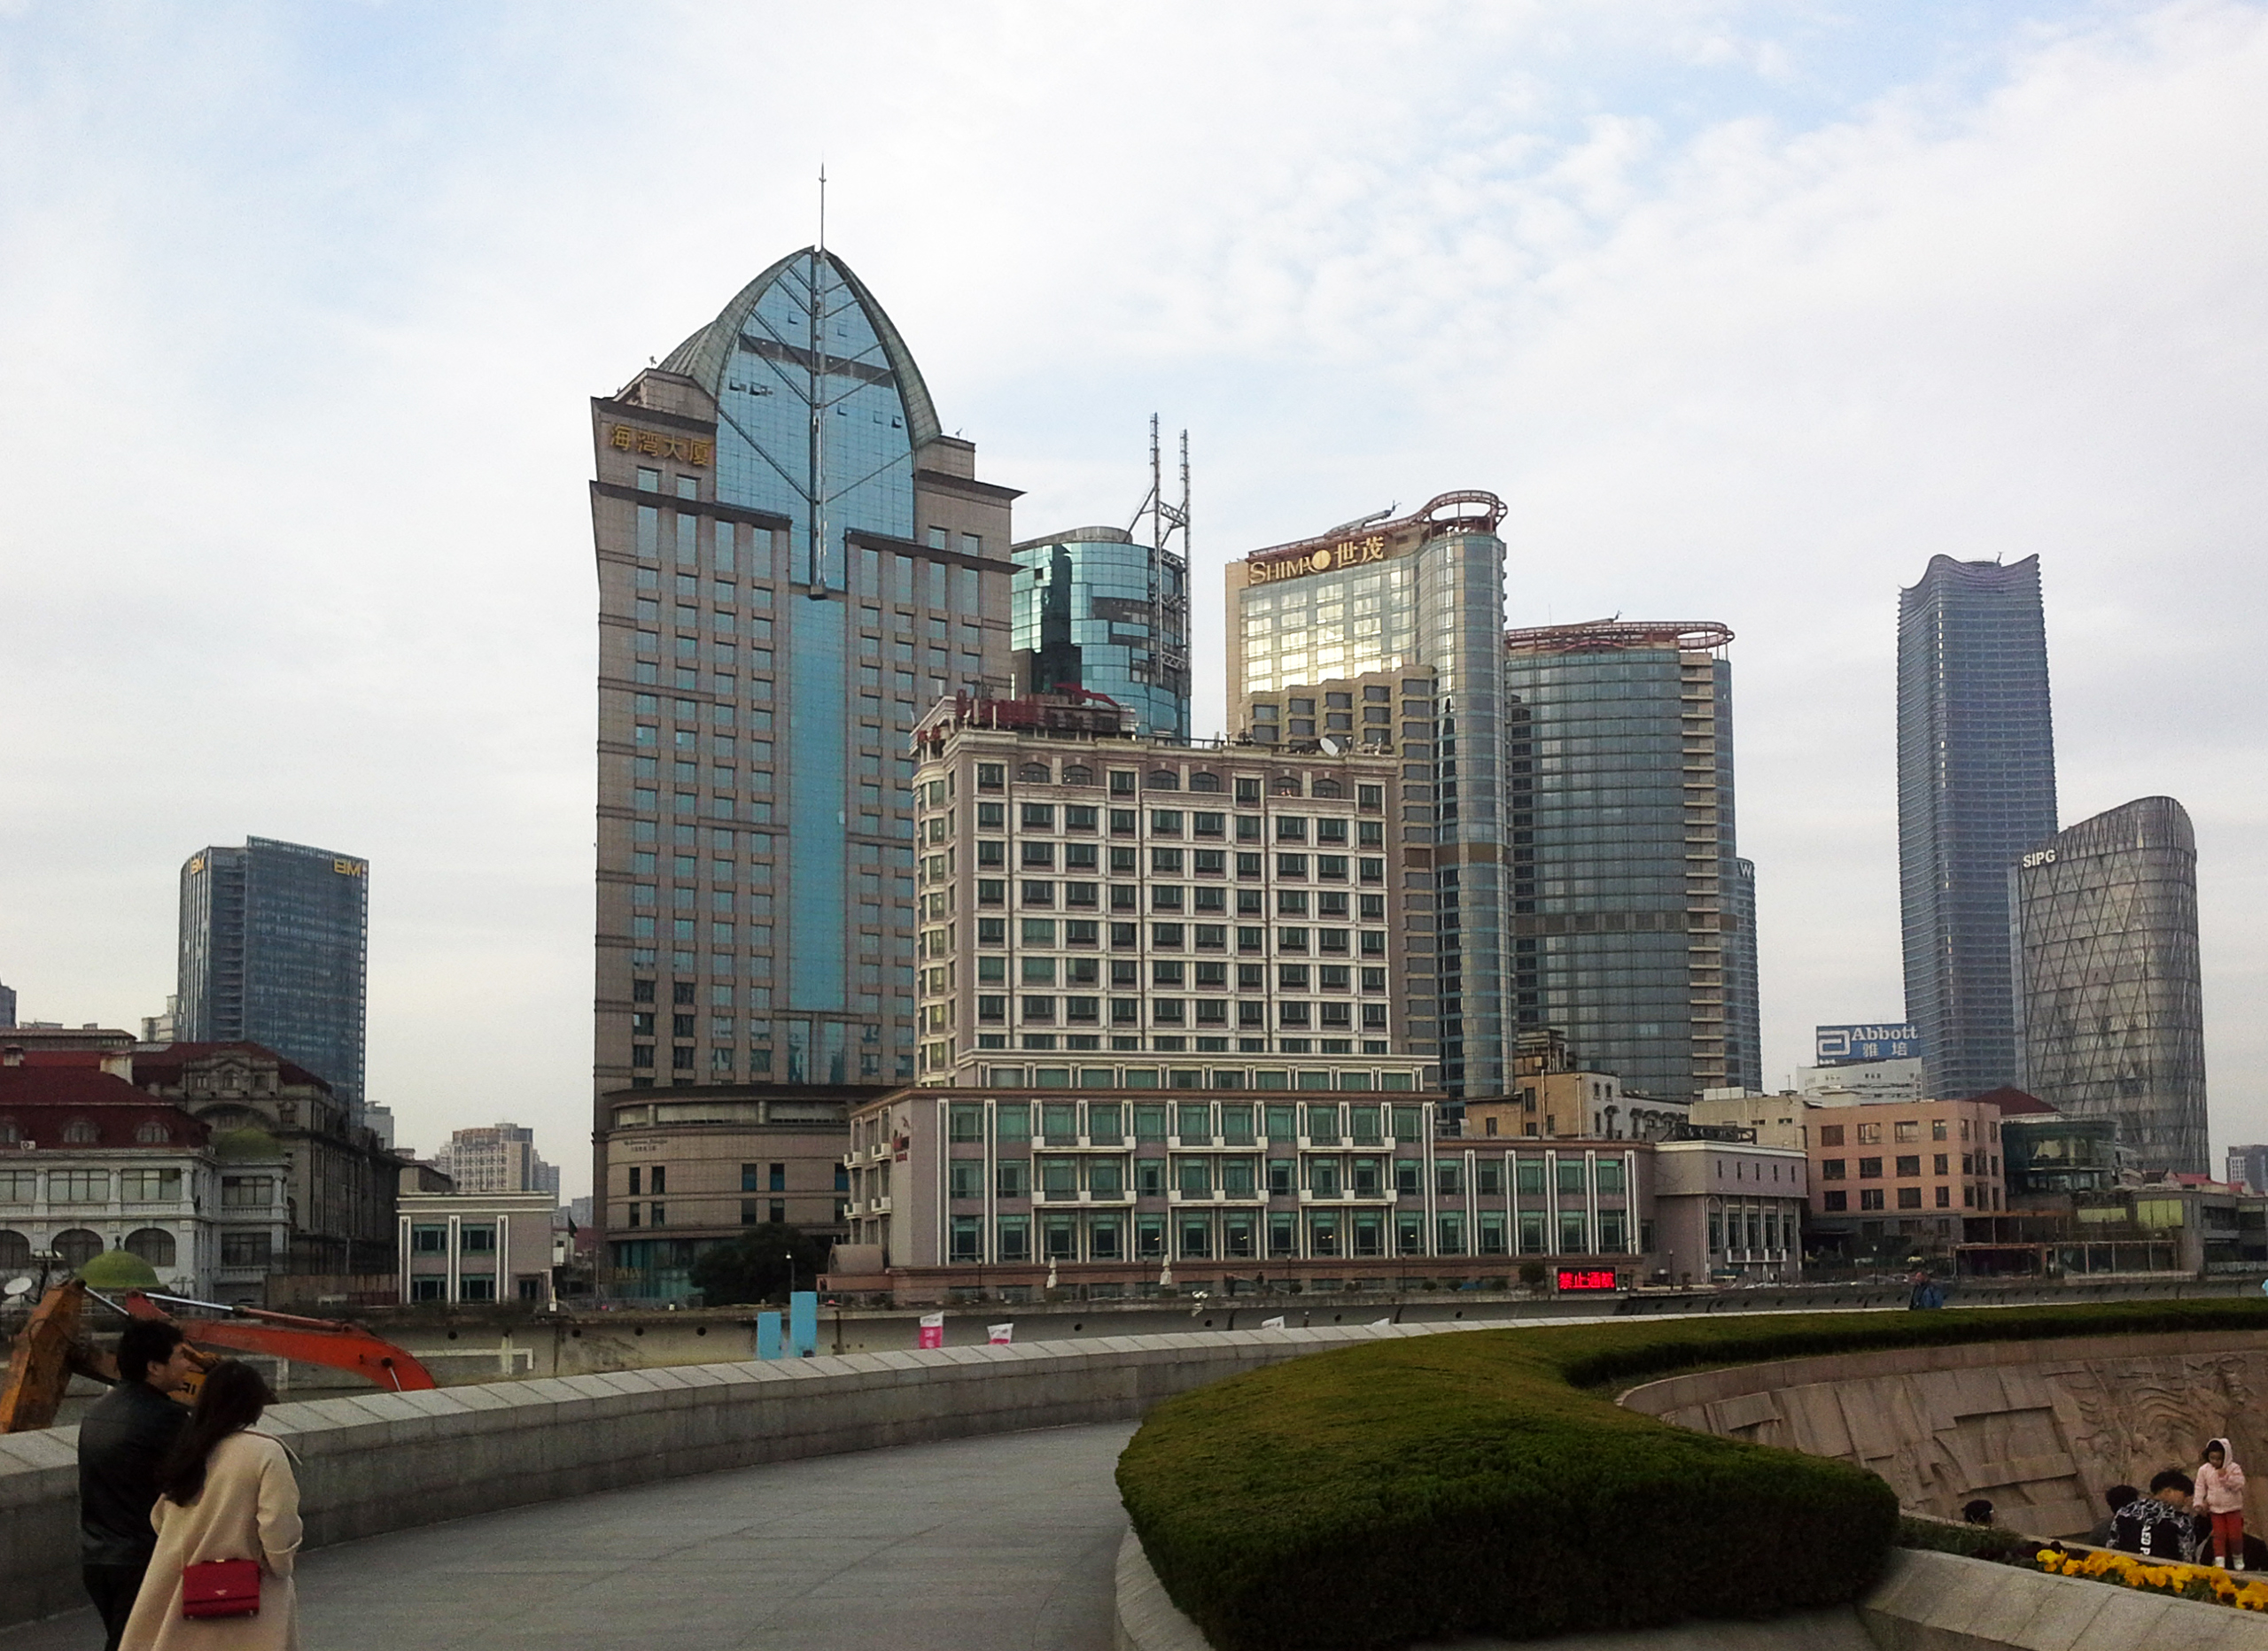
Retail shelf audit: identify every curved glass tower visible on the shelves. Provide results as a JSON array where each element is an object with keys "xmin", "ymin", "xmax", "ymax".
[
  {"xmin": 1011, "ymin": 526, "xmax": 1190, "ymax": 737},
  {"xmin": 588, "ymin": 248, "xmax": 1017, "ymax": 1294},
  {"xmin": 2014, "ymin": 796, "xmax": 2207, "ymax": 1175},
  {"xmin": 1898, "ymin": 554, "xmax": 2057, "ymax": 1101}
]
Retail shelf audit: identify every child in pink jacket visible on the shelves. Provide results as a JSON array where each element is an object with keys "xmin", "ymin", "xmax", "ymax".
[{"xmin": 2198, "ymin": 1438, "xmax": 2248, "ymax": 1567}]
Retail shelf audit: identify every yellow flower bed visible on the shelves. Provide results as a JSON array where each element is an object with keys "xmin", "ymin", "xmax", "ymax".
[{"xmin": 2035, "ymin": 1546, "xmax": 2268, "ymax": 1611}]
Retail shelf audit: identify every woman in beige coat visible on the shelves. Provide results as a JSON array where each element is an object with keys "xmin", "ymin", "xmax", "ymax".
[{"xmin": 118, "ymin": 1360, "xmax": 303, "ymax": 1651}]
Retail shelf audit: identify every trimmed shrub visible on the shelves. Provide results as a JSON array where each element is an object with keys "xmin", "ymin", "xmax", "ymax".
[{"xmin": 1116, "ymin": 1298, "xmax": 2268, "ymax": 1649}]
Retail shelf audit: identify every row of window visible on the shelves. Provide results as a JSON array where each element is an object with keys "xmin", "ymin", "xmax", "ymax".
[
  {"xmin": 975, "ymin": 880, "xmax": 1386, "ymax": 919},
  {"xmin": 1816, "ymin": 1118, "xmax": 1998, "ymax": 1146},
  {"xmin": 0, "ymin": 1170, "xmax": 273, "ymax": 1205},
  {"xmin": 975, "ymin": 997, "xmax": 1391, "ymax": 1030},
  {"xmin": 1821, "ymin": 1186, "xmax": 2004, "ymax": 1212},
  {"xmin": 944, "ymin": 1153, "xmax": 1627, "ymax": 1199},
  {"xmin": 967, "ymin": 846, "xmax": 1388, "ymax": 884},
  {"xmin": 1819, "ymin": 1154, "xmax": 2000, "ymax": 1180},
  {"xmin": 941, "ymin": 1206, "xmax": 1628, "ymax": 1264},
  {"xmin": 942, "ymin": 1101, "xmax": 1441, "ymax": 1146},
  {"xmin": 969, "ymin": 918, "xmax": 1386, "ymax": 956},
  {"xmin": 967, "ymin": 764, "xmax": 1376, "ymax": 802},
  {"xmin": 407, "ymin": 1224, "xmax": 500, "ymax": 1255},
  {"xmin": 960, "ymin": 804, "xmax": 1385, "ymax": 841},
  {"xmin": 617, "ymin": 1198, "xmax": 850, "ymax": 1229},
  {"xmin": 960, "ymin": 959, "xmax": 1389, "ymax": 992}
]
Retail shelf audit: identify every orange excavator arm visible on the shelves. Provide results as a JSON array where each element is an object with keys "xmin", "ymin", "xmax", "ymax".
[
  {"xmin": 3, "ymin": 1283, "xmax": 437, "ymax": 1432},
  {"xmin": 124, "ymin": 1292, "xmax": 437, "ymax": 1394}
]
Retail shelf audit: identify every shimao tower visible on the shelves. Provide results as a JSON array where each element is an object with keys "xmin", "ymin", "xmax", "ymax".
[
  {"xmin": 588, "ymin": 249, "xmax": 1016, "ymax": 1261},
  {"xmin": 1897, "ymin": 554, "xmax": 2056, "ymax": 1103}
]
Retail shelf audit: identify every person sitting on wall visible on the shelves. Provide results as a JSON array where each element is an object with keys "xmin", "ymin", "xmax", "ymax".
[
  {"xmin": 2110, "ymin": 1471, "xmax": 2194, "ymax": 1562},
  {"xmin": 2088, "ymin": 1484, "xmax": 2139, "ymax": 1549}
]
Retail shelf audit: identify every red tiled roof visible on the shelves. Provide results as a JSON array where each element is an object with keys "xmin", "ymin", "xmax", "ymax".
[
  {"xmin": 0, "ymin": 1067, "xmax": 207, "ymax": 1149},
  {"xmin": 133, "ymin": 1042, "xmax": 331, "ymax": 1093},
  {"xmin": 1965, "ymin": 1086, "xmax": 2056, "ymax": 1115}
]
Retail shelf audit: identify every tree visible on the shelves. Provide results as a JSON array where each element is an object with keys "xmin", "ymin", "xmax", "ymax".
[{"xmin": 687, "ymin": 1223, "xmax": 828, "ymax": 1306}]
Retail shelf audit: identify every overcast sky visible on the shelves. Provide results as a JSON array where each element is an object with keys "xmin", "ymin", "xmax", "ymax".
[{"xmin": 4, "ymin": 3, "xmax": 2264, "ymax": 1198}]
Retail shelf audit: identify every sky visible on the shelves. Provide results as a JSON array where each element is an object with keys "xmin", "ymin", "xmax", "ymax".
[{"xmin": 2, "ymin": 2, "xmax": 2264, "ymax": 1199}]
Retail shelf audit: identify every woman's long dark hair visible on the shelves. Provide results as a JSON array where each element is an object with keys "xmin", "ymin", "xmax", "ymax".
[{"xmin": 156, "ymin": 1360, "xmax": 275, "ymax": 1506}]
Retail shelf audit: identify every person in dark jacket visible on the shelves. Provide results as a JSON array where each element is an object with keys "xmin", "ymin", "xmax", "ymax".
[
  {"xmin": 2110, "ymin": 1470, "xmax": 2195, "ymax": 1562},
  {"xmin": 2088, "ymin": 1484, "xmax": 2139, "ymax": 1548},
  {"xmin": 78, "ymin": 1321, "xmax": 196, "ymax": 1651}
]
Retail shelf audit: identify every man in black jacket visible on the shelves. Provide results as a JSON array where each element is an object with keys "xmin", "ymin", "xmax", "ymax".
[
  {"xmin": 77, "ymin": 1320, "xmax": 196, "ymax": 1651},
  {"xmin": 2109, "ymin": 1469, "xmax": 2196, "ymax": 1562}
]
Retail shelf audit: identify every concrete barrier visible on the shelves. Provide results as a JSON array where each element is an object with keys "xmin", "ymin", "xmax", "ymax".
[
  {"xmin": 0, "ymin": 1321, "xmax": 1479, "ymax": 1631},
  {"xmin": 1114, "ymin": 1535, "xmax": 2268, "ymax": 1649}
]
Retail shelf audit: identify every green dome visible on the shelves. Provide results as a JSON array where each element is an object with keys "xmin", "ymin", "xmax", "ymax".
[
  {"xmin": 213, "ymin": 1128, "xmax": 282, "ymax": 1163},
  {"xmin": 79, "ymin": 1250, "xmax": 162, "ymax": 1289}
]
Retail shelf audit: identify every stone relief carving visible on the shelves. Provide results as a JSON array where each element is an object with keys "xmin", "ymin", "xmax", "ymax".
[{"xmin": 1655, "ymin": 1347, "xmax": 2268, "ymax": 1539}]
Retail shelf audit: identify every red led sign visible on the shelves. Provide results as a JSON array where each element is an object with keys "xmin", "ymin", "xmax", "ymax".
[{"xmin": 1557, "ymin": 1268, "xmax": 1619, "ymax": 1292}]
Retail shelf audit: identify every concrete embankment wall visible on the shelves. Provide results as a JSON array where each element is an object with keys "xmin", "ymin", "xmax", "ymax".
[
  {"xmin": 1619, "ymin": 1327, "xmax": 2268, "ymax": 1539},
  {"xmin": 0, "ymin": 1322, "xmax": 1466, "ymax": 1630}
]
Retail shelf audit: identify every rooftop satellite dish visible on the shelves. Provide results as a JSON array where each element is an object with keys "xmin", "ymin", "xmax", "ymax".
[
  {"xmin": 1318, "ymin": 736, "xmax": 1343, "ymax": 756},
  {"xmin": 3, "ymin": 1276, "xmax": 33, "ymax": 1298}
]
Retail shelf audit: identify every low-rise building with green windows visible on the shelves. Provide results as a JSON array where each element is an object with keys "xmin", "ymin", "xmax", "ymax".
[{"xmin": 837, "ymin": 1080, "xmax": 1682, "ymax": 1301}]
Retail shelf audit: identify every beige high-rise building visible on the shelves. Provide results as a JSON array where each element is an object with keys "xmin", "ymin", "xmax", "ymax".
[
  {"xmin": 434, "ymin": 1122, "xmax": 559, "ymax": 1198},
  {"xmin": 589, "ymin": 248, "xmax": 1017, "ymax": 1298}
]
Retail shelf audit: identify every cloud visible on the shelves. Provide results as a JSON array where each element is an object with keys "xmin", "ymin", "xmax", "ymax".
[{"xmin": 2, "ymin": 2, "xmax": 2263, "ymax": 1190}]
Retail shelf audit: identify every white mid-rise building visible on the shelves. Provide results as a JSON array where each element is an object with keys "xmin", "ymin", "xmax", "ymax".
[{"xmin": 1793, "ymin": 1058, "xmax": 1926, "ymax": 1106}]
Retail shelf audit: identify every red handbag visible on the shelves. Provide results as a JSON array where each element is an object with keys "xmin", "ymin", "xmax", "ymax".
[{"xmin": 182, "ymin": 1559, "xmax": 261, "ymax": 1618}]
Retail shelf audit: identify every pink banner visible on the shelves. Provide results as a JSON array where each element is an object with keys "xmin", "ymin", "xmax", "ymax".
[{"xmin": 917, "ymin": 1312, "xmax": 944, "ymax": 1350}]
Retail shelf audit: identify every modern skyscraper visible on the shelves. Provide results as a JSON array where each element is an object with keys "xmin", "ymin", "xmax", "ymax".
[
  {"xmin": 2013, "ymin": 796, "xmax": 2207, "ymax": 1175},
  {"xmin": 0, "ymin": 979, "xmax": 14, "ymax": 1030},
  {"xmin": 1010, "ymin": 421, "xmax": 1191, "ymax": 738},
  {"xmin": 1501, "ymin": 622, "xmax": 1746, "ymax": 1107},
  {"xmin": 1228, "ymin": 492, "xmax": 1508, "ymax": 1094},
  {"xmin": 176, "ymin": 837, "xmax": 369, "ymax": 1118},
  {"xmin": 589, "ymin": 247, "xmax": 1016, "ymax": 1281},
  {"xmin": 1897, "ymin": 554, "xmax": 2056, "ymax": 1102},
  {"xmin": 2228, "ymin": 1145, "xmax": 2268, "ymax": 1196},
  {"xmin": 1011, "ymin": 528, "xmax": 1190, "ymax": 737}
]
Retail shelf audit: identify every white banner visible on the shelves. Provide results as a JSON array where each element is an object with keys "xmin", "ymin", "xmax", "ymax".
[
  {"xmin": 988, "ymin": 1322, "xmax": 1014, "ymax": 1345},
  {"xmin": 1261, "ymin": 1316, "xmax": 1286, "ymax": 1329}
]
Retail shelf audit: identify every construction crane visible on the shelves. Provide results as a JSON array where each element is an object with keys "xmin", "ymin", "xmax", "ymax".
[{"xmin": 0, "ymin": 1278, "xmax": 436, "ymax": 1433}]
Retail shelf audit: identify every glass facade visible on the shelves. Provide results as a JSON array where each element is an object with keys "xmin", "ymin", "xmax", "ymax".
[
  {"xmin": 1503, "ymin": 625, "xmax": 1742, "ymax": 1107},
  {"xmin": 1726, "ymin": 857, "xmax": 1761, "ymax": 1093},
  {"xmin": 1230, "ymin": 494, "xmax": 1509, "ymax": 1096},
  {"xmin": 1898, "ymin": 554, "xmax": 2056, "ymax": 1102},
  {"xmin": 177, "ymin": 838, "xmax": 369, "ymax": 1117},
  {"xmin": 2014, "ymin": 796, "xmax": 2206, "ymax": 1175},
  {"xmin": 1011, "ymin": 528, "xmax": 1189, "ymax": 737}
]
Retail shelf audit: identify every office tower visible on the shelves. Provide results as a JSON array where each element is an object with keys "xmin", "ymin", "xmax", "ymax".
[
  {"xmin": 1010, "ymin": 421, "xmax": 1191, "ymax": 739},
  {"xmin": 177, "ymin": 838, "xmax": 369, "ymax": 1117},
  {"xmin": 908, "ymin": 692, "xmax": 1428, "ymax": 1088},
  {"xmin": 589, "ymin": 247, "xmax": 1015, "ymax": 1279},
  {"xmin": 0, "ymin": 980, "xmax": 13, "ymax": 1029},
  {"xmin": 1501, "ymin": 622, "xmax": 1744, "ymax": 1107},
  {"xmin": 1011, "ymin": 530, "xmax": 1190, "ymax": 738},
  {"xmin": 1725, "ymin": 858, "xmax": 1761, "ymax": 1094},
  {"xmin": 2228, "ymin": 1146, "xmax": 2268, "ymax": 1196},
  {"xmin": 436, "ymin": 1121, "xmax": 561, "ymax": 1198},
  {"xmin": 1227, "ymin": 492, "xmax": 1507, "ymax": 1094},
  {"xmin": 1898, "ymin": 554, "xmax": 2056, "ymax": 1101},
  {"xmin": 2013, "ymin": 796, "xmax": 2207, "ymax": 1175}
]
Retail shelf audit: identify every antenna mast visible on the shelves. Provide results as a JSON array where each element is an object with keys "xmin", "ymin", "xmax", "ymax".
[
  {"xmin": 806, "ymin": 166, "xmax": 831, "ymax": 600},
  {"xmin": 1127, "ymin": 415, "xmax": 1192, "ymax": 733}
]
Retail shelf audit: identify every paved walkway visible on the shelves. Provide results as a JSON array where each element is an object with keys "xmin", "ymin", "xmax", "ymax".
[{"xmin": 1, "ymin": 1422, "xmax": 1134, "ymax": 1651}]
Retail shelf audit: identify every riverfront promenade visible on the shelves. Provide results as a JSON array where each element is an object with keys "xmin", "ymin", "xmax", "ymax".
[{"xmin": 0, "ymin": 1423, "xmax": 1134, "ymax": 1651}]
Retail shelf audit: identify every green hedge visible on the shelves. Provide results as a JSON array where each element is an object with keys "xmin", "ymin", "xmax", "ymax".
[{"xmin": 1116, "ymin": 1298, "xmax": 2268, "ymax": 1649}]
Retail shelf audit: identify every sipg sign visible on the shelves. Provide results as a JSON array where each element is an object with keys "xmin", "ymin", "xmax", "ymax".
[
  {"xmin": 2021, "ymin": 849, "xmax": 2057, "ymax": 868},
  {"xmin": 1247, "ymin": 531, "xmax": 1393, "ymax": 585}
]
